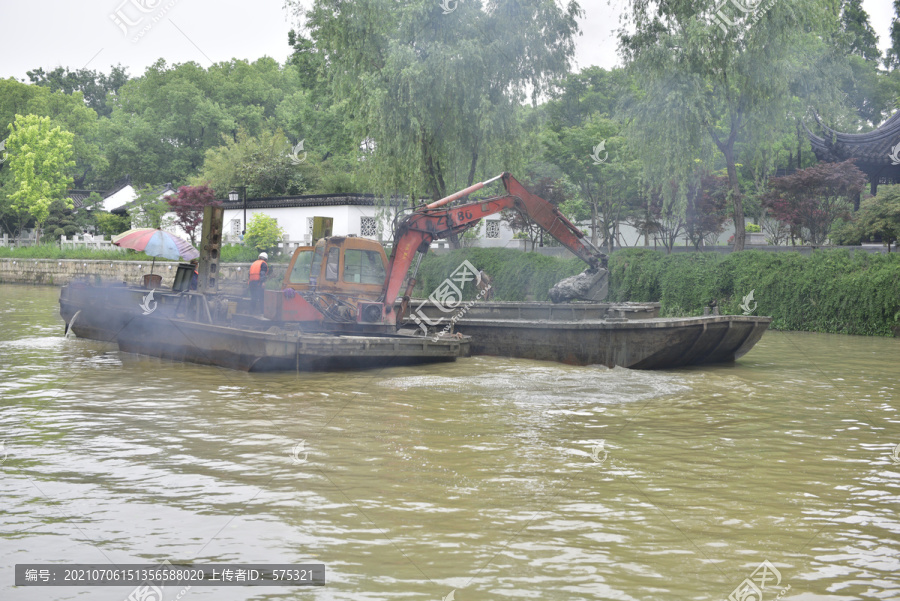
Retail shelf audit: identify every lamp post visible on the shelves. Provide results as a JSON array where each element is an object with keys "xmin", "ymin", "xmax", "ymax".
[{"xmin": 229, "ymin": 187, "xmax": 247, "ymax": 237}]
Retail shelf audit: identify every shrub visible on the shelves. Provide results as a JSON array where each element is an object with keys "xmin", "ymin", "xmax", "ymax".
[
  {"xmin": 415, "ymin": 248, "xmax": 584, "ymax": 301},
  {"xmin": 244, "ymin": 213, "xmax": 284, "ymax": 253},
  {"xmin": 609, "ymin": 248, "xmax": 900, "ymax": 335}
]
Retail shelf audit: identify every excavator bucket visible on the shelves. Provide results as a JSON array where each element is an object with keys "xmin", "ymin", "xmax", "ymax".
[{"xmin": 549, "ymin": 267, "xmax": 609, "ymax": 304}]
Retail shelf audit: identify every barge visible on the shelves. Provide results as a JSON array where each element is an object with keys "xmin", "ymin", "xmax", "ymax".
[
  {"xmin": 60, "ymin": 282, "xmax": 769, "ymax": 371},
  {"xmin": 59, "ymin": 282, "xmax": 469, "ymax": 371},
  {"xmin": 409, "ymin": 301, "xmax": 771, "ymax": 369}
]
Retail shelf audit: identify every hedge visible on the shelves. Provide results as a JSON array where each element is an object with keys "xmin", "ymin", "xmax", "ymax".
[
  {"xmin": 413, "ymin": 248, "xmax": 585, "ymax": 302},
  {"xmin": 415, "ymin": 247, "xmax": 900, "ymax": 336}
]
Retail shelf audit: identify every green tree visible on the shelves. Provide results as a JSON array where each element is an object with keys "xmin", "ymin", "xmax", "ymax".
[
  {"xmin": 193, "ymin": 129, "xmax": 310, "ymax": 197},
  {"xmin": 298, "ymin": 0, "xmax": 580, "ymax": 206},
  {"xmin": 0, "ymin": 78, "xmax": 105, "ymax": 189},
  {"xmin": 96, "ymin": 212, "xmax": 131, "ymax": 237},
  {"xmin": 280, "ymin": 33, "xmax": 373, "ymax": 193},
  {"xmin": 244, "ymin": 213, "xmax": 285, "ymax": 253},
  {"xmin": 840, "ymin": 0, "xmax": 881, "ymax": 64},
  {"xmin": 5, "ymin": 114, "xmax": 75, "ymax": 240},
  {"xmin": 26, "ymin": 65, "xmax": 130, "ymax": 118},
  {"xmin": 41, "ymin": 192, "xmax": 107, "ymax": 242},
  {"xmin": 543, "ymin": 112, "xmax": 639, "ymax": 253},
  {"xmin": 619, "ymin": 0, "xmax": 846, "ymax": 251},
  {"xmin": 41, "ymin": 200, "xmax": 81, "ymax": 243},
  {"xmin": 886, "ymin": 0, "xmax": 900, "ymax": 69},
  {"xmin": 857, "ymin": 185, "xmax": 900, "ymax": 251},
  {"xmin": 100, "ymin": 61, "xmax": 232, "ymax": 185},
  {"xmin": 129, "ymin": 185, "xmax": 172, "ymax": 229},
  {"xmin": 100, "ymin": 58, "xmax": 296, "ymax": 187}
]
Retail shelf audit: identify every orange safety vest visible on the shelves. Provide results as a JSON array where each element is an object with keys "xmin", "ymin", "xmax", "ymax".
[{"xmin": 249, "ymin": 259, "xmax": 267, "ymax": 282}]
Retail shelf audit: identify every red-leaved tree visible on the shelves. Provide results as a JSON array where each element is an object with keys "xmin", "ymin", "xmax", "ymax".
[
  {"xmin": 685, "ymin": 175, "xmax": 731, "ymax": 249},
  {"xmin": 166, "ymin": 184, "xmax": 221, "ymax": 245},
  {"xmin": 763, "ymin": 160, "xmax": 866, "ymax": 246}
]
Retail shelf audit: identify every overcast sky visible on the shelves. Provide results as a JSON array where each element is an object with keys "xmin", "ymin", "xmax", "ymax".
[{"xmin": 0, "ymin": 0, "xmax": 895, "ymax": 82}]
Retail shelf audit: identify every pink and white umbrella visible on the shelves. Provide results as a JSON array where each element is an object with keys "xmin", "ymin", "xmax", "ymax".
[{"xmin": 112, "ymin": 228, "xmax": 199, "ymax": 273}]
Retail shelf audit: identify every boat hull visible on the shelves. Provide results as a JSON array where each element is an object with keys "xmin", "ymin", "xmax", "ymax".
[
  {"xmin": 60, "ymin": 284, "xmax": 469, "ymax": 371},
  {"xmin": 409, "ymin": 301, "xmax": 771, "ymax": 369},
  {"xmin": 449, "ymin": 315, "xmax": 769, "ymax": 369}
]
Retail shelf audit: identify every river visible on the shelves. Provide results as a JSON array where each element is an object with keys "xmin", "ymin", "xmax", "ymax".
[{"xmin": 1, "ymin": 284, "xmax": 898, "ymax": 601}]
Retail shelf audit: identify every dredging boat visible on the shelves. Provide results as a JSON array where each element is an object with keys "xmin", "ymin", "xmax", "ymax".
[{"xmin": 59, "ymin": 174, "xmax": 770, "ymax": 371}]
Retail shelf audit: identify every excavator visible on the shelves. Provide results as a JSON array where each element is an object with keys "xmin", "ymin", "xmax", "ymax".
[{"xmin": 266, "ymin": 173, "xmax": 609, "ymax": 334}]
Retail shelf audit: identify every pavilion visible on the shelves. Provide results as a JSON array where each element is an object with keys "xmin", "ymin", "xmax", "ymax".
[{"xmin": 805, "ymin": 111, "xmax": 900, "ymax": 202}]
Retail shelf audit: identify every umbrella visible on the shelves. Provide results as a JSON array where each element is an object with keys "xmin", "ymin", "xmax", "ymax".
[{"xmin": 112, "ymin": 228, "xmax": 200, "ymax": 275}]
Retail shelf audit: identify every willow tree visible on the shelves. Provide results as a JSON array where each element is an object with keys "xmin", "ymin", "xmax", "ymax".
[
  {"xmin": 294, "ymin": 0, "xmax": 580, "ymax": 204},
  {"xmin": 619, "ymin": 0, "xmax": 844, "ymax": 250}
]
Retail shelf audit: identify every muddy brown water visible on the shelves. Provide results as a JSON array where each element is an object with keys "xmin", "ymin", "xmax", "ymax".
[{"xmin": 1, "ymin": 284, "xmax": 898, "ymax": 600}]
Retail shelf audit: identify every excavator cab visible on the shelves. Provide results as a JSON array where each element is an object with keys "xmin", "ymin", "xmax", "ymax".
[{"xmin": 278, "ymin": 236, "xmax": 390, "ymax": 325}]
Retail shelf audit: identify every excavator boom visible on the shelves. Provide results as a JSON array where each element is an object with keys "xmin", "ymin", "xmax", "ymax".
[{"xmin": 384, "ymin": 173, "xmax": 609, "ymax": 325}]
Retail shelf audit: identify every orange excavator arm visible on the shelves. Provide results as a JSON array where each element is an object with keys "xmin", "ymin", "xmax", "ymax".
[{"xmin": 383, "ymin": 173, "xmax": 608, "ymax": 325}]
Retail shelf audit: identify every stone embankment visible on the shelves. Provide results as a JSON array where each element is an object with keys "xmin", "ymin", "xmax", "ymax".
[{"xmin": 0, "ymin": 259, "xmax": 287, "ymax": 294}]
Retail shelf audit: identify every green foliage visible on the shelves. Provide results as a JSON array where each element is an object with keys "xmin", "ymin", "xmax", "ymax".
[
  {"xmin": 886, "ymin": 0, "xmax": 900, "ymax": 69},
  {"xmin": 27, "ymin": 65, "xmax": 129, "ymax": 118},
  {"xmin": 619, "ymin": 0, "xmax": 847, "ymax": 251},
  {"xmin": 220, "ymin": 243, "xmax": 291, "ymax": 263},
  {"xmin": 40, "ymin": 200, "xmax": 80, "ymax": 242},
  {"xmin": 221, "ymin": 244, "xmax": 264, "ymax": 263},
  {"xmin": 542, "ymin": 101, "xmax": 639, "ymax": 252},
  {"xmin": 608, "ymin": 248, "xmax": 900, "ymax": 335},
  {"xmin": 828, "ymin": 218, "xmax": 863, "ymax": 246},
  {"xmin": 0, "ymin": 78, "xmax": 105, "ymax": 191},
  {"xmin": 745, "ymin": 223, "xmax": 761, "ymax": 233},
  {"xmin": 856, "ymin": 185, "xmax": 900, "ymax": 250},
  {"xmin": 95, "ymin": 212, "xmax": 131, "ymax": 237},
  {"xmin": 244, "ymin": 213, "xmax": 284, "ymax": 252},
  {"xmin": 414, "ymin": 248, "xmax": 584, "ymax": 302},
  {"xmin": 5, "ymin": 114, "xmax": 75, "ymax": 237},
  {"xmin": 193, "ymin": 129, "xmax": 311, "ymax": 197},
  {"xmin": 299, "ymin": 0, "xmax": 578, "ymax": 201},
  {"xmin": 840, "ymin": 0, "xmax": 881, "ymax": 64},
  {"xmin": 99, "ymin": 58, "xmax": 288, "ymax": 186},
  {"xmin": 129, "ymin": 185, "xmax": 171, "ymax": 229},
  {"xmin": 0, "ymin": 243, "xmax": 154, "ymax": 261}
]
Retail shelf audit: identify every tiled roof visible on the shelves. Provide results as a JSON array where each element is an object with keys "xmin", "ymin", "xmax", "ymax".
[
  {"xmin": 806, "ymin": 111, "xmax": 900, "ymax": 168},
  {"xmin": 102, "ymin": 175, "xmax": 133, "ymax": 199},
  {"xmin": 219, "ymin": 193, "xmax": 408, "ymax": 210},
  {"xmin": 66, "ymin": 190, "xmax": 96, "ymax": 209},
  {"xmin": 110, "ymin": 183, "xmax": 176, "ymax": 215}
]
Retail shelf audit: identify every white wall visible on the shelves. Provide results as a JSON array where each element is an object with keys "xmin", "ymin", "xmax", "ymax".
[
  {"xmin": 103, "ymin": 185, "xmax": 136, "ymax": 212},
  {"xmin": 220, "ymin": 205, "xmax": 395, "ymax": 244}
]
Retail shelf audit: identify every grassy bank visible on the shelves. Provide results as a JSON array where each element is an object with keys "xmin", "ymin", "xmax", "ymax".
[
  {"xmin": 0, "ymin": 243, "xmax": 290, "ymax": 263},
  {"xmin": 417, "ymin": 248, "xmax": 900, "ymax": 336},
  {"xmin": 0, "ymin": 243, "xmax": 158, "ymax": 262}
]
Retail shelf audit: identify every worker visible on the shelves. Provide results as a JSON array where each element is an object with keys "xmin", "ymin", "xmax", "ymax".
[
  {"xmin": 248, "ymin": 252, "xmax": 269, "ymax": 314},
  {"xmin": 189, "ymin": 259, "xmax": 199, "ymax": 290}
]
